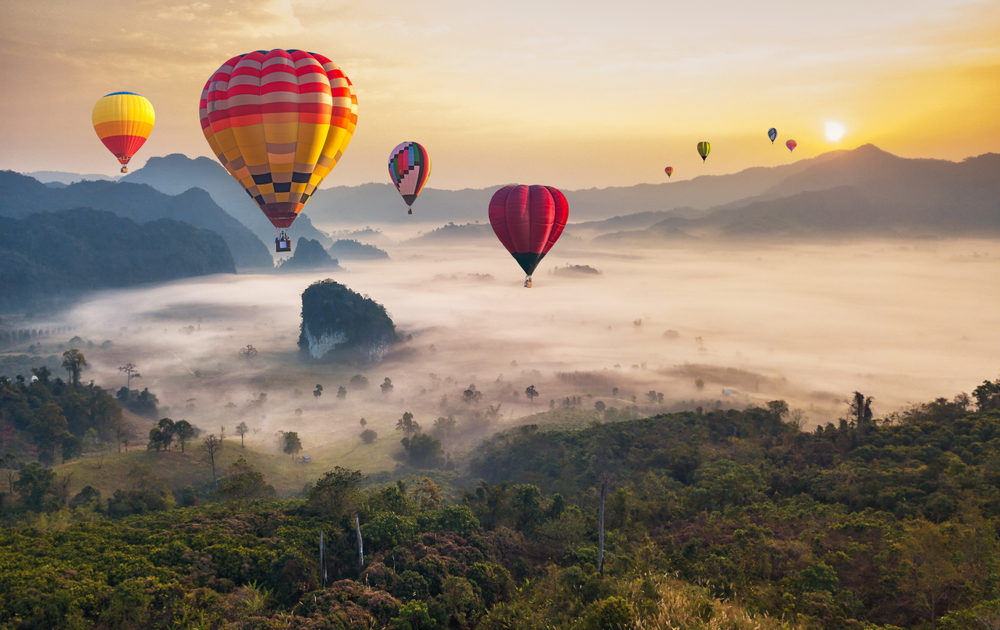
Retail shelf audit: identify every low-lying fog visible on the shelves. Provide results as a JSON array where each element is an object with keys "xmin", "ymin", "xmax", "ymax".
[{"xmin": 52, "ymin": 230, "xmax": 1000, "ymax": 464}]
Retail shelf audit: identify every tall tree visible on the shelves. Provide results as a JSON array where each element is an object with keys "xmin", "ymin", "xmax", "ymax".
[
  {"xmin": 118, "ymin": 363, "xmax": 140, "ymax": 390},
  {"xmin": 203, "ymin": 434, "xmax": 221, "ymax": 488},
  {"xmin": 174, "ymin": 420, "xmax": 195, "ymax": 452},
  {"xmin": 282, "ymin": 431, "xmax": 302, "ymax": 458},
  {"xmin": 525, "ymin": 385, "xmax": 539, "ymax": 403},
  {"xmin": 396, "ymin": 411, "xmax": 420, "ymax": 438},
  {"xmin": 61, "ymin": 349, "xmax": 87, "ymax": 387},
  {"xmin": 236, "ymin": 421, "xmax": 249, "ymax": 448}
]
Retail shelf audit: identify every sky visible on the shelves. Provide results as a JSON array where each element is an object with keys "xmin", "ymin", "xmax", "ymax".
[{"xmin": 1, "ymin": 0, "xmax": 998, "ymax": 189}]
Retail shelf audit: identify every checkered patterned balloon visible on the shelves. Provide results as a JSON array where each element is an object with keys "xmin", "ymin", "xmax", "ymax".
[
  {"xmin": 199, "ymin": 50, "xmax": 358, "ymax": 229},
  {"xmin": 388, "ymin": 141, "xmax": 431, "ymax": 210}
]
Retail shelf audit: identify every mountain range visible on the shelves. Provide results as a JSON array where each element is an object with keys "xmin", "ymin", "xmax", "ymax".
[
  {"xmin": 0, "ymin": 170, "xmax": 271, "ymax": 268},
  {"xmin": 123, "ymin": 155, "xmax": 332, "ymax": 247},
  {"xmin": 0, "ymin": 209, "xmax": 234, "ymax": 311}
]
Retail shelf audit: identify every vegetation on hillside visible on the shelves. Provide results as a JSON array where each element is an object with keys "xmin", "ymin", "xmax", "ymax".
[{"xmin": 1, "ymin": 362, "xmax": 998, "ymax": 628}]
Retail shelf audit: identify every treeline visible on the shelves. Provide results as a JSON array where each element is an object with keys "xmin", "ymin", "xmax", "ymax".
[
  {"xmin": 0, "ymin": 353, "xmax": 125, "ymax": 467},
  {"xmin": 0, "ymin": 378, "xmax": 998, "ymax": 628}
]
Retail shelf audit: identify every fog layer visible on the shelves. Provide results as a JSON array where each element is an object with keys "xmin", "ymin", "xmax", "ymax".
[{"xmin": 56, "ymin": 234, "xmax": 1000, "ymax": 461}]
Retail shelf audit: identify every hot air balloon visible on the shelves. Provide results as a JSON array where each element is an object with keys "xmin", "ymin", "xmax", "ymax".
[
  {"xmin": 664, "ymin": 166, "xmax": 674, "ymax": 178},
  {"xmin": 200, "ymin": 49, "xmax": 358, "ymax": 252},
  {"xmin": 92, "ymin": 92, "xmax": 155, "ymax": 173},
  {"xmin": 697, "ymin": 141, "xmax": 711, "ymax": 162},
  {"xmin": 768, "ymin": 127, "xmax": 777, "ymax": 143},
  {"xmin": 489, "ymin": 185, "xmax": 568, "ymax": 288},
  {"xmin": 388, "ymin": 141, "xmax": 431, "ymax": 215},
  {"xmin": 786, "ymin": 139, "xmax": 797, "ymax": 152}
]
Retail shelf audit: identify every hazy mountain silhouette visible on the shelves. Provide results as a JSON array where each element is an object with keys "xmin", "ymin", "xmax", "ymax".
[
  {"xmin": 0, "ymin": 209, "xmax": 235, "ymax": 311},
  {"xmin": 277, "ymin": 238, "xmax": 342, "ymax": 272},
  {"xmin": 26, "ymin": 170, "xmax": 115, "ymax": 185},
  {"xmin": 596, "ymin": 146, "xmax": 1000, "ymax": 241},
  {"xmin": 124, "ymin": 154, "xmax": 331, "ymax": 247},
  {"xmin": 0, "ymin": 170, "xmax": 271, "ymax": 268},
  {"xmin": 327, "ymin": 239, "xmax": 389, "ymax": 260}
]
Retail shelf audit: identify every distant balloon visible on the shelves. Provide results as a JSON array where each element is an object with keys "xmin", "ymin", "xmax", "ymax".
[
  {"xmin": 92, "ymin": 92, "xmax": 155, "ymax": 173},
  {"xmin": 697, "ymin": 141, "xmax": 711, "ymax": 162},
  {"xmin": 786, "ymin": 139, "xmax": 797, "ymax": 152},
  {"xmin": 664, "ymin": 166, "xmax": 674, "ymax": 178},
  {"xmin": 200, "ymin": 49, "xmax": 358, "ymax": 244},
  {"xmin": 388, "ymin": 141, "xmax": 431, "ymax": 215},
  {"xmin": 489, "ymin": 185, "xmax": 569, "ymax": 287},
  {"xmin": 768, "ymin": 127, "xmax": 777, "ymax": 143}
]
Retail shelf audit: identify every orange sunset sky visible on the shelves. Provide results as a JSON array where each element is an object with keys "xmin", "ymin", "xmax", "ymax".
[{"xmin": 1, "ymin": 0, "xmax": 998, "ymax": 189}]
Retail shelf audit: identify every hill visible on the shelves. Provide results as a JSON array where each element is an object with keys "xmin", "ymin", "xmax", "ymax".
[
  {"xmin": 0, "ymin": 209, "xmax": 235, "ymax": 311},
  {"xmin": 327, "ymin": 239, "xmax": 389, "ymax": 260},
  {"xmin": 276, "ymin": 237, "xmax": 343, "ymax": 272},
  {"xmin": 597, "ymin": 146, "xmax": 1000, "ymax": 241},
  {"xmin": 123, "ymin": 153, "xmax": 332, "ymax": 247},
  {"xmin": 0, "ymin": 170, "xmax": 272, "ymax": 269},
  {"xmin": 26, "ymin": 170, "xmax": 115, "ymax": 185}
]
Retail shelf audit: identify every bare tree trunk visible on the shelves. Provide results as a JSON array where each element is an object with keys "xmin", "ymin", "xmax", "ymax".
[
  {"xmin": 320, "ymin": 531, "xmax": 327, "ymax": 588},
  {"xmin": 355, "ymin": 513, "xmax": 365, "ymax": 570},
  {"xmin": 598, "ymin": 475, "xmax": 607, "ymax": 576}
]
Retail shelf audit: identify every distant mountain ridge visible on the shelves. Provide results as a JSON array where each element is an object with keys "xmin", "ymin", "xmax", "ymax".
[
  {"xmin": 123, "ymin": 154, "xmax": 331, "ymax": 247},
  {"xmin": 0, "ymin": 170, "xmax": 271, "ymax": 268},
  {"xmin": 0, "ymin": 209, "xmax": 235, "ymax": 311},
  {"xmin": 596, "ymin": 146, "xmax": 1000, "ymax": 241}
]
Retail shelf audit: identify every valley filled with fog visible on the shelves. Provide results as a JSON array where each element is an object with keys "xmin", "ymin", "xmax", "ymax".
[{"xmin": 43, "ymin": 227, "xmax": 1000, "ymax": 467}]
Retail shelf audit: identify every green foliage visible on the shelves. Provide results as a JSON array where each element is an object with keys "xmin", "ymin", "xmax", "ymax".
[
  {"xmin": 298, "ymin": 280, "xmax": 397, "ymax": 363},
  {"xmin": 217, "ymin": 457, "xmax": 276, "ymax": 501}
]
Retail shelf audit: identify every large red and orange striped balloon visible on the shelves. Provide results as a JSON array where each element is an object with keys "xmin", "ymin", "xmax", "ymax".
[
  {"xmin": 489, "ymin": 185, "xmax": 569, "ymax": 285},
  {"xmin": 199, "ymin": 49, "xmax": 358, "ymax": 229},
  {"xmin": 92, "ymin": 92, "xmax": 155, "ymax": 173}
]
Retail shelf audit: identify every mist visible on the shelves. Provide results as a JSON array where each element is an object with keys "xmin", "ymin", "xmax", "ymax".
[{"xmin": 47, "ymin": 230, "xmax": 1000, "ymax": 466}]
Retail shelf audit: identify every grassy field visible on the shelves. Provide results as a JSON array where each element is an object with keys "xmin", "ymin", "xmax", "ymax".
[{"xmin": 55, "ymin": 429, "xmax": 406, "ymax": 500}]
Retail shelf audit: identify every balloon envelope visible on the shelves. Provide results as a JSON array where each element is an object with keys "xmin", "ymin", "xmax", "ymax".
[
  {"xmin": 664, "ymin": 166, "xmax": 673, "ymax": 178},
  {"xmin": 786, "ymin": 139, "xmax": 797, "ymax": 152},
  {"xmin": 697, "ymin": 141, "xmax": 711, "ymax": 162},
  {"xmin": 388, "ymin": 141, "xmax": 431, "ymax": 208},
  {"xmin": 489, "ymin": 185, "xmax": 568, "ymax": 277},
  {"xmin": 92, "ymin": 92, "xmax": 155, "ymax": 171},
  {"xmin": 199, "ymin": 49, "xmax": 358, "ymax": 229},
  {"xmin": 768, "ymin": 127, "xmax": 777, "ymax": 143}
]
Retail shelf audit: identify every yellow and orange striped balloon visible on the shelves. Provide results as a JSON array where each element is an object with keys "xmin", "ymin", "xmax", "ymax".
[
  {"xmin": 199, "ymin": 49, "xmax": 358, "ymax": 229},
  {"xmin": 92, "ymin": 92, "xmax": 155, "ymax": 173}
]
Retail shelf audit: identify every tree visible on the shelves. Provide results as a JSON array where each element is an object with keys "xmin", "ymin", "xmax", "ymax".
[
  {"xmin": 349, "ymin": 374, "xmax": 368, "ymax": 389},
  {"xmin": 217, "ymin": 457, "xmax": 275, "ymax": 501},
  {"xmin": 28, "ymin": 402, "xmax": 68, "ymax": 466},
  {"xmin": 240, "ymin": 344, "xmax": 258, "ymax": 360},
  {"xmin": 282, "ymin": 431, "xmax": 302, "ymax": 458},
  {"xmin": 305, "ymin": 466, "xmax": 363, "ymax": 520},
  {"xmin": 850, "ymin": 391, "xmax": 874, "ymax": 434},
  {"xmin": 313, "ymin": 384, "xmax": 323, "ymax": 398},
  {"xmin": 973, "ymin": 379, "xmax": 1000, "ymax": 411},
  {"xmin": 203, "ymin": 434, "xmax": 221, "ymax": 487},
  {"xmin": 156, "ymin": 418, "xmax": 175, "ymax": 450},
  {"xmin": 236, "ymin": 421, "xmax": 249, "ymax": 448},
  {"xmin": 61, "ymin": 349, "xmax": 87, "ymax": 387},
  {"xmin": 14, "ymin": 462, "xmax": 57, "ymax": 511},
  {"xmin": 432, "ymin": 416, "xmax": 456, "ymax": 444},
  {"xmin": 337, "ymin": 386, "xmax": 347, "ymax": 399},
  {"xmin": 381, "ymin": 377, "xmax": 393, "ymax": 394},
  {"xmin": 361, "ymin": 429, "xmax": 377, "ymax": 444},
  {"xmin": 396, "ymin": 411, "xmax": 419, "ymax": 438},
  {"xmin": 174, "ymin": 420, "xmax": 195, "ymax": 452},
  {"xmin": 463, "ymin": 384, "xmax": 482, "ymax": 404},
  {"xmin": 118, "ymin": 363, "xmax": 140, "ymax": 390},
  {"xmin": 525, "ymin": 385, "xmax": 539, "ymax": 403},
  {"xmin": 402, "ymin": 433, "xmax": 443, "ymax": 469}
]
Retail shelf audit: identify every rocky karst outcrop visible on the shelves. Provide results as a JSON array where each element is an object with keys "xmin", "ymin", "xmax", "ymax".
[{"xmin": 297, "ymin": 279, "xmax": 397, "ymax": 363}]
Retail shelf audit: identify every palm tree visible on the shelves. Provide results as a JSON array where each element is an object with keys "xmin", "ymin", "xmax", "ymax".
[{"xmin": 396, "ymin": 411, "xmax": 420, "ymax": 438}]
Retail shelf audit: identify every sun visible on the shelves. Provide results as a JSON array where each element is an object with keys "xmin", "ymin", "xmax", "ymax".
[{"xmin": 825, "ymin": 121, "xmax": 846, "ymax": 142}]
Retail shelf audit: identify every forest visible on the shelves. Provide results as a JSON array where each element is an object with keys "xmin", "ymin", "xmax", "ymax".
[{"xmin": 1, "ymin": 354, "xmax": 998, "ymax": 629}]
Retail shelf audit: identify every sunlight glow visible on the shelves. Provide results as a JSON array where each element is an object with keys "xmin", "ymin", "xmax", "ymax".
[{"xmin": 825, "ymin": 121, "xmax": 847, "ymax": 142}]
